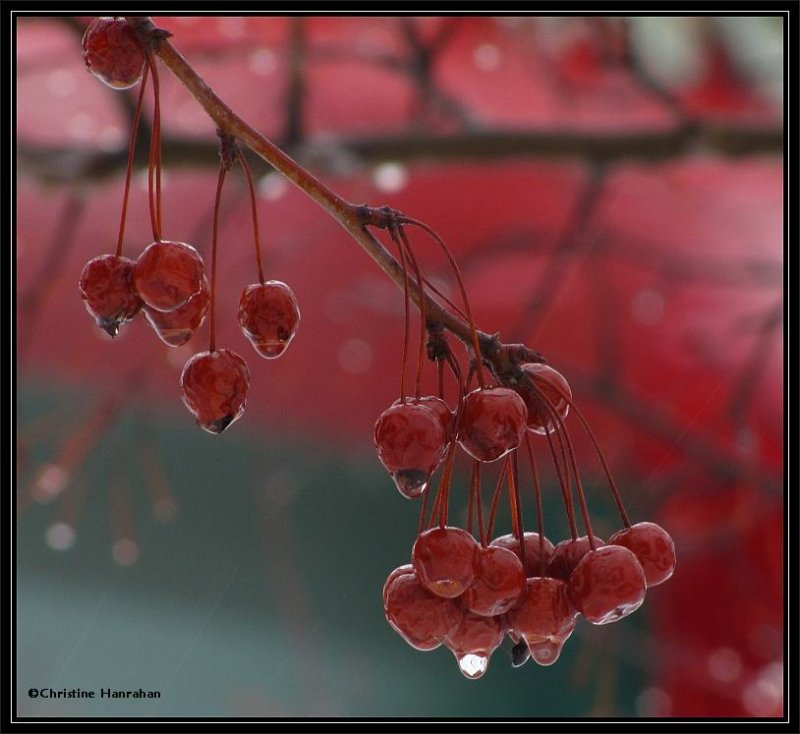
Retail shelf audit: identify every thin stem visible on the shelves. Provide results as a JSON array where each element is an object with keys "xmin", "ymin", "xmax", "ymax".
[
  {"xmin": 390, "ymin": 227, "xmax": 411, "ymax": 400},
  {"xmin": 115, "ymin": 64, "xmax": 149, "ymax": 257},
  {"xmin": 507, "ymin": 450, "xmax": 526, "ymax": 569},
  {"xmin": 486, "ymin": 456, "xmax": 509, "ymax": 541},
  {"xmin": 474, "ymin": 461, "xmax": 486, "ymax": 546},
  {"xmin": 395, "ymin": 225, "xmax": 427, "ymax": 398},
  {"xmin": 238, "ymin": 150, "xmax": 266, "ymax": 285},
  {"xmin": 525, "ymin": 434, "xmax": 547, "ymax": 577},
  {"xmin": 208, "ymin": 165, "xmax": 227, "ymax": 353}
]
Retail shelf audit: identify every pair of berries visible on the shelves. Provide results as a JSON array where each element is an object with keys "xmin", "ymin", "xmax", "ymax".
[{"xmin": 383, "ymin": 522, "xmax": 675, "ymax": 677}]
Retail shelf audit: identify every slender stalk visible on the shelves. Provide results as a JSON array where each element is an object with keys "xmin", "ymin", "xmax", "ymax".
[
  {"xmin": 238, "ymin": 150, "xmax": 266, "ymax": 285},
  {"xmin": 208, "ymin": 165, "xmax": 227, "ymax": 353}
]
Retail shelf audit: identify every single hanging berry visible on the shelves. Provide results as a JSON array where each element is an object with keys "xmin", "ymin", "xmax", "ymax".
[
  {"xmin": 412, "ymin": 526, "xmax": 480, "ymax": 598},
  {"xmin": 79, "ymin": 254, "xmax": 143, "ymax": 337},
  {"xmin": 144, "ymin": 276, "xmax": 210, "ymax": 347},
  {"xmin": 374, "ymin": 401, "xmax": 447, "ymax": 499},
  {"xmin": 609, "ymin": 522, "xmax": 676, "ymax": 587},
  {"xmin": 180, "ymin": 349, "xmax": 250, "ymax": 434},
  {"xmin": 82, "ymin": 17, "xmax": 146, "ymax": 90},
  {"xmin": 457, "ymin": 386, "xmax": 528, "ymax": 462},
  {"xmin": 238, "ymin": 281, "xmax": 300, "ymax": 359},
  {"xmin": 133, "ymin": 240, "xmax": 205, "ymax": 313},
  {"xmin": 444, "ymin": 610, "xmax": 507, "ymax": 680},
  {"xmin": 462, "ymin": 544, "xmax": 526, "ymax": 617},
  {"xmin": 514, "ymin": 363, "xmax": 572, "ymax": 435}
]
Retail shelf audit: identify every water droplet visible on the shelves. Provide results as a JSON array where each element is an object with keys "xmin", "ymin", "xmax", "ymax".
[
  {"xmin": 457, "ymin": 653, "xmax": 489, "ymax": 679},
  {"xmin": 528, "ymin": 638, "xmax": 564, "ymax": 666},
  {"xmin": 511, "ymin": 640, "xmax": 530, "ymax": 667},
  {"xmin": 372, "ymin": 162, "xmax": 408, "ymax": 193},
  {"xmin": 392, "ymin": 470, "xmax": 429, "ymax": 499}
]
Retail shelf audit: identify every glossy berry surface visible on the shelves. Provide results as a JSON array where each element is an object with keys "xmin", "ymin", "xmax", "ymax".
[
  {"xmin": 238, "ymin": 281, "xmax": 301, "ymax": 359},
  {"xmin": 463, "ymin": 544, "xmax": 526, "ymax": 617},
  {"xmin": 444, "ymin": 611, "xmax": 507, "ymax": 679},
  {"xmin": 515, "ymin": 363, "xmax": 572, "ymax": 435},
  {"xmin": 528, "ymin": 638, "xmax": 566, "ymax": 667},
  {"xmin": 568, "ymin": 545, "xmax": 647, "ymax": 625},
  {"xmin": 374, "ymin": 402, "xmax": 447, "ymax": 498},
  {"xmin": 382, "ymin": 564, "xmax": 414, "ymax": 607},
  {"xmin": 393, "ymin": 395, "xmax": 454, "ymax": 447},
  {"xmin": 609, "ymin": 522, "xmax": 676, "ymax": 587},
  {"xmin": 180, "ymin": 349, "xmax": 251, "ymax": 434},
  {"xmin": 457, "ymin": 386, "xmax": 528, "ymax": 462},
  {"xmin": 133, "ymin": 240, "xmax": 205, "ymax": 313},
  {"xmin": 79, "ymin": 254, "xmax": 143, "ymax": 337},
  {"xmin": 507, "ymin": 576, "xmax": 577, "ymax": 645},
  {"xmin": 82, "ymin": 17, "xmax": 145, "ymax": 90},
  {"xmin": 490, "ymin": 531, "xmax": 555, "ymax": 577},
  {"xmin": 384, "ymin": 570, "xmax": 462, "ymax": 651},
  {"xmin": 144, "ymin": 276, "xmax": 209, "ymax": 347},
  {"xmin": 548, "ymin": 535, "xmax": 605, "ymax": 581},
  {"xmin": 412, "ymin": 526, "xmax": 480, "ymax": 598}
]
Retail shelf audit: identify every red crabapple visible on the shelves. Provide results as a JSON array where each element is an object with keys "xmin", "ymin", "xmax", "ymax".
[
  {"xmin": 144, "ymin": 276, "xmax": 210, "ymax": 347},
  {"xmin": 568, "ymin": 545, "xmax": 647, "ymax": 625},
  {"xmin": 463, "ymin": 544, "xmax": 526, "ymax": 617},
  {"xmin": 374, "ymin": 402, "xmax": 447, "ymax": 499},
  {"xmin": 490, "ymin": 531, "xmax": 555, "ymax": 577},
  {"xmin": 412, "ymin": 526, "xmax": 480, "ymax": 598},
  {"xmin": 457, "ymin": 386, "xmax": 528, "ymax": 462},
  {"xmin": 548, "ymin": 535, "xmax": 605, "ymax": 581},
  {"xmin": 133, "ymin": 240, "xmax": 205, "ymax": 313},
  {"xmin": 238, "ymin": 281, "xmax": 301, "ymax": 359},
  {"xmin": 507, "ymin": 577, "xmax": 577, "ymax": 647},
  {"xmin": 444, "ymin": 611, "xmax": 507, "ymax": 679},
  {"xmin": 82, "ymin": 17, "xmax": 145, "ymax": 90},
  {"xmin": 383, "ymin": 570, "xmax": 462, "ymax": 651},
  {"xmin": 609, "ymin": 522, "xmax": 676, "ymax": 587},
  {"xmin": 79, "ymin": 254, "xmax": 143, "ymax": 337},
  {"xmin": 514, "ymin": 363, "xmax": 572, "ymax": 435},
  {"xmin": 393, "ymin": 395, "xmax": 454, "ymax": 448},
  {"xmin": 180, "ymin": 349, "xmax": 250, "ymax": 434}
]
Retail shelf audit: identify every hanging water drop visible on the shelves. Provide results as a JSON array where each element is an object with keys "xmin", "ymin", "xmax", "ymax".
[{"xmin": 457, "ymin": 652, "xmax": 489, "ymax": 679}]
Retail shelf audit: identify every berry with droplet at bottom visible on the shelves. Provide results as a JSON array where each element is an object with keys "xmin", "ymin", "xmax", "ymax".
[
  {"xmin": 457, "ymin": 386, "xmax": 528, "ymax": 462},
  {"xmin": 463, "ymin": 544, "xmax": 526, "ymax": 617},
  {"xmin": 374, "ymin": 402, "xmax": 447, "ymax": 498},
  {"xmin": 444, "ymin": 611, "xmax": 507, "ymax": 679},
  {"xmin": 238, "ymin": 281, "xmax": 300, "ymax": 359},
  {"xmin": 412, "ymin": 526, "xmax": 480, "ymax": 598},
  {"xmin": 79, "ymin": 254, "xmax": 143, "ymax": 337},
  {"xmin": 609, "ymin": 522, "xmax": 676, "ymax": 587},
  {"xmin": 392, "ymin": 395, "xmax": 454, "ymax": 450},
  {"xmin": 568, "ymin": 545, "xmax": 647, "ymax": 625},
  {"xmin": 507, "ymin": 576, "xmax": 577, "ymax": 649},
  {"xmin": 133, "ymin": 240, "xmax": 205, "ymax": 313},
  {"xmin": 548, "ymin": 535, "xmax": 605, "ymax": 581},
  {"xmin": 144, "ymin": 276, "xmax": 210, "ymax": 347},
  {"xmin": 383, "ymin": 570, "xmax": 462, "ymax": 651},
  {"xmin": 180, "ymin": 349, "xmax": 250, "ymax": 434},
  {"xmin": 82, "ymin": 17, "xmax": 146, "ymax": 90},
  {"xmin": 515, "ymin": 363, "xmax": 572, "ymax": 435}
]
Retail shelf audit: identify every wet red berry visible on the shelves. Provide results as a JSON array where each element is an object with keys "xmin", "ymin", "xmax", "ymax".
[
  {"xmin": 568, "ymin": 545, "xmax": 647, "ymax": 625},
  {"xmin": 144, "ymin": 276, "xmax": 210, "ymax": 347},
  {"xmin": 133, "ymin": 240, "xmax": 205, "ymax": 313},
  {"xmin": 609, "ymin": 522, "xmax": 676, "ymax": 587},
  {"xmin": 82, "ymin": 17, "xmax": 145, "ymax": 90},
  {"xmin": 374, "ymin": 402, "xmax": 447, "ymax": 499},
  {"xmin": 238, "ymin": 281, "xmax": 301, "ymax": 359},
  {"xmin": 444, "ymin": 611, "xmax": 507, "ymax": 679},
  {"xmin": 179, "ymin": 349, "xmax": 250, "ymax": 434},
  {"xmin": 507, "ymin": 577, "xmax": 577, "ymax": 646},
  {"xmin": 412, "ymin": 526, "xmax": 480, "ymax": 598},
  {"xmin": 79, "ymin": 254, "xmax": 143, "ymax": 337},
  {"xmin": 384, "ymin": 570, "xmax": 462, "ymax": 651},
  {"xmin": 393, "ymin": 395, "xmax": 454, "ymax": 447},
  {"xmin": 514, "ymin": 363, "xmax": 572, "ymax": 435},
  {"xmin": 548, "ymin": 535, "xmax": 606, "ymax": 581},
  {"xmin": 490, "ymin": 531, "xmax": 555, "ymax": 577},
  {"xmin": 457, "ymin": 386, "xmax": 528, "ymax": 462},
  {"xmin": 382, "ymin": 564, "xmax": 414, "ymax": 607},
  {"xmin": 463, "ymin": 545, "xmax": 526, "ymax": 617}
]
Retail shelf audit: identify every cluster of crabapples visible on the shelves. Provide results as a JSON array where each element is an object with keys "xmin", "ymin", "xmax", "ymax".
[
  {"xmin": 377, "ymin": 364, "xmax": 676, "ymax": 679},
  {"xmin": 78, "ymin": 17, "xmax": 300, "ymax": 434}
]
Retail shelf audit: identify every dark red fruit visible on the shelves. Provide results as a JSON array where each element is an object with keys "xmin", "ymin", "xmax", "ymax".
[
  {"xmin": 609, "ymin": 522, "xmax": 676, "ymax": 587},
  {"xmin": 444, "ymin": 611, "xmax": 507, "ymax": 679},
  {"xmin": 548, "ymin": 535, "xmax": 606, "ymax": 581},
  {"xmin": 144, "ymin": 276, "xmax": 210, "ymax": 347},
  {"xmin": 384, "ymin": 570, "xmax": 462, "ymax": 651},
  {"xmin": 79, "ymin": 254, "xmax": 143, "ymax": 337},
  {"xmin": 490, "ymin": 531, "xmax": 555, "ymax": 577},
  {"xmin": 238, "ymin": 281, "xmax": 301, "ymax": 359},
  {"xmin": 180, "ymin": 349, "xmax": 250, "ymax": 434},
  {"xmin": 457, "ymin": 386, "xmax": 528, "ymax": 462},
  {"xmin": 568, "ymin": 545, "xmax": 647, "ymax": 625},
  {"xmin": 412, "ymin": 526, "xmax": 480, "ymax": 598},
  {"xmin": 382, "ymin": 564, "xmax": 414, "ymax": 606},
  {"xmin": 463, "ymin": 545, "xmax": 526, "ymax": 616},
  {"xmin": 133, "ymin": 240, "xmax": 205, "ymax": 313},
  {"xmin": 507, "ymin": 577, "xmax": 577, "ymax": 646},
  {"xmin": 392, "ymin": 395, "xmax": 453, "ymax": 447},
  {"xmin": 374, "ymin": 402, "xmax": 447, "ymax": 499},
  {"xmin": 514, "ymin": 363, "xmax": 572, "ymax": 435},
  {"xmin": 82, "ymin": 17, "xmax": 145, "ymax": 90}
]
